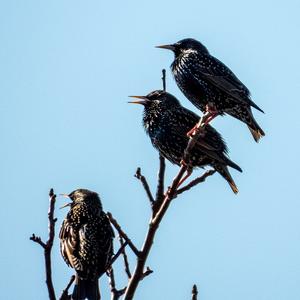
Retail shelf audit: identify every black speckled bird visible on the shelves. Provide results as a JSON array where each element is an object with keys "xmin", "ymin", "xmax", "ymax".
[
  {"xmin": 129, "ymin": 90, "xmax": 242, "ymax": 194},
  {"xmin": 59, "ymin": 189, "xmax": 114, "ymax": 300},
  {"xmin": 156, "ymin": 38, "xmax": 265, "ymax": 142}
]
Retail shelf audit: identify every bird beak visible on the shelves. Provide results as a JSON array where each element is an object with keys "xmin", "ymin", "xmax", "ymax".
[
  {"xmin": 60, "ymin": 203, "xmax": 72, "ymax": 209},
  {"xmin": 128, "ymin": 95, "xmax": 148, "ymax": 105},
  {"xmin": 155, "ymin": 44, "xmax": 176, "ymax": 51},
  {"xmin": 59, "ymin": 193, "xmax": 72, "ymax": 209},
  {"xmin": 59, "ymin": 193, "xmax": 70, "ymax": 198}
]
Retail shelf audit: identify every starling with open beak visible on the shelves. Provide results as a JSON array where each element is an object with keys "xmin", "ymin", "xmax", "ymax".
[
  {"xmin": 59, "ymin": 189, "xmax": 114, "ymax": 300},
  {"xmin": 129, "ymin": 90, "xmax": 242, "ymax": 194}
]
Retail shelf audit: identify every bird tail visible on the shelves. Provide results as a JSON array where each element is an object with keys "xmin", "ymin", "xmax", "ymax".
[
  {"xmin": 214, "ymin": 164, "xmax": 239, "ymax": 194},
  {"xmin": 247, "ymin": 110, "xmax": 265, "ymax": 142},
  {"xmin": 72, "ymin": 275, "xmax": 100, "ymax": 300},
  {"xmin": 247, "ymin": 124, "xmax": 265, "ymax": 142}
]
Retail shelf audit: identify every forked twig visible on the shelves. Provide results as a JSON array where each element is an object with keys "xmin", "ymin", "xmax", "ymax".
[{"xmin": 30, "ymin": 189, "xmax": 57, "ymax": 300}]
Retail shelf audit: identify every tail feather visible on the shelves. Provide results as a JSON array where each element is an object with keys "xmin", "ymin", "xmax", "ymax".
[
  {"xmin": 72, "ymin": 276, "xmax": 100, "ymax": 300},
  {"xmin": 225, "ymin": 157, "xmax": 242, "ymax": 173},
  {"xmin": 248, "ymin": 125, "xmax": 265, "ymax": 143},
  {"xmin": 215, "ymin": 165, "xmax": 239, "ymax": 194},
  {"xmin": 247, "ymin": 109, "xmax": 265, "ymax": 142}
]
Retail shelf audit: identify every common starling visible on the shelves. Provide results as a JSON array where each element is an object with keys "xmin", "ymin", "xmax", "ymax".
[
  {"xmin": 129, "ymin": 90, "xmax": 242, "ymax": 194},
  {"xmin": 59, "ymin": 189, "xmax": 114, "ymax": 300},
  {"xmin": 156, "ymin": 38, "xmax": 265, "ymax": 142}
]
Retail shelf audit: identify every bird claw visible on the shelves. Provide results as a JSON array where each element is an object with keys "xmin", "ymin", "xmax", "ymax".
[
  {"xmin": 187, "ymin": 125, "xmax": 198, "ymax": 137},
  {"xmin": 180, "ymin": 159, "xmax": 188, "ymax": 167}
]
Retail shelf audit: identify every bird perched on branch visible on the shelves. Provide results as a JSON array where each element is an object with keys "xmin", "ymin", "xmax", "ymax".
[
  {"xmin": 129, "ymin": 90, "xmax": 242, "ymax": 194},
  {"xmin": 59, "ymin": 189, "xmax": 114, "ymax": 300},
  {"xmin": 156, "ymin": 38, "xmax": 265, "ymax": 142}
]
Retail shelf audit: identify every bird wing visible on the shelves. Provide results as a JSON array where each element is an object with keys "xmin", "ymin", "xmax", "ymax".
[
  {"xmin": 153, "ymin": 108, "xmax": 230, "ymax": 166},
  {"xmin": 190, "ymin": 53, "xmax": 264, "ymax": 112},
  {"xmin": 59, "ymin": 218, "xmax": 81, "ymax": 270},
  {"xmin": 168, "ymin": 108, "xmax": 228, "ymax": 153}
]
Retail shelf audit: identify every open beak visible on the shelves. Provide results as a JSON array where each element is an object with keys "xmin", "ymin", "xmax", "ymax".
[
  {"xmin": 59, "ymin": 193, "xmax": 72, "ymax": 209},
  {"xmin": 155, "ymin": 44, "xmax": 176, "ymax": 51},
  {"xmin": 128, "ymin": 95, "xmax": 148, "ymax": 105},
  {"xmin": 59, "ymin": 193, "xmax": 70, "ymax": 198}
]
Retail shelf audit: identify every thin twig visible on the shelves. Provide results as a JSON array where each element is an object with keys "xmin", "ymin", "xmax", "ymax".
[
  {"xmin": 106, "ymin": 240, "xmax": 129, "ymax": 270},
  {"xmin": 107, "ymin": 267, "xmax": 127, "ymax": 300},
  {"xmin": 135, "ymin": 167, "xmax": 155, "ymax": 207},
  {"xmin": 140, "ymin": 267, "xmax": 153, "ymax": 280},
  {"xmin": 162, "ymin": 69, "xmax": 166, "ymax": 91},
  {"xmin": 30, "ymin": 189, "xmax": 57, "ymax": 300},
  {"xmin": 153, "ymin": 154, "xmax": 166, "ymax": 213},
  {"xmin": 107, "ymin": 212, "xmax": 140, "ymax": 257},
  {"xmin": 30, "ymin": 234, "xmax": 47, "ymax": 248},
  {"xmin": 119, "ymin": 237, "xmax": 132, "ymax": 279},
  {"xmin": 59, "ymin": 275, "xmax": 75, "ymax": 300},
  {"xmin": 192, "ymin": 284, "xmax": 198, "ymax": 300},
  {"xmin": 108, "ymin": 267, "xmax": 118, "ymax": 300},
  {"xmin": 176, "ymin": 170, "xmax": 216, "ymax": 196}
]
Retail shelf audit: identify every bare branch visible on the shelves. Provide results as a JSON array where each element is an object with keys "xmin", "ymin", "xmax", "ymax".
[
  {"xmin": 176, "ymin": 170, "xmax": 216, "ymax": 196},
  {"xmin": 106, "ymin": 239, "xmax": 129, "ymax": 271},
  {"xmin": 30, "ymin": 188, "xmax": 57, "ymax": 300},
  {"xmin": 162, "ymin": 69, "xmax": 166, "ymax": 91},
  {"xmin": 107, "ymin": 212, "xmax": 140, "ymax": 257},
  {"xmin": 192, "ymin": 284, "xmax": 198, "ymax": 300},
  {"xmin": 123, "ymin": 165, "xmax": 187, "ymax": 299},
  {"xmin": 119, "ymin": 237, "xmax": 132, "ymax": 279},
  {"xmin": 153, "ymin": 154, "xmax": 166, "ymax": 213},
  {"xmin": 59, "ymin": 276, "xmax": 75, "ymax": 300},
  {"xmin": 30, "ymin": 234, "xmax": 47, "ymax": 248},
  {"xmin": 107, "ymin": 267, "xmax": 127, "ymax": 300},
  {"xmin": 108, "ymin": 267, "xmax": 118, "ymax": 300},
  {"xmin": 135, "ymin": 167, "xmax": 155, "ymax": 207},
  {"xmin": 141, "ymin": 267, "xmax": 153, "ymax": 280}
]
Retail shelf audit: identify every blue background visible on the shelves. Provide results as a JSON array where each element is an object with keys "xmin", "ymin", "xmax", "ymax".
[{"xmin": 1, "ymin": 1, "xmax": 299, "ymax": 299}]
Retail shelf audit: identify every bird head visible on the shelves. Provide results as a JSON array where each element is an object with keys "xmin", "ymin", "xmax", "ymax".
[
  {"xmin": 156, "ymin": 38, "xmax": 208, "ymax": 56},
  {"xmin": 129, "ymin": 90, "xmax": 182, "ymax": 133},
  {"xmin": 128, "ymin": 90, "xmax": 181, "ymax": 111},
  {"xmin": 60, "ymin": 189, "xmax": 102, "ymax": 209}
]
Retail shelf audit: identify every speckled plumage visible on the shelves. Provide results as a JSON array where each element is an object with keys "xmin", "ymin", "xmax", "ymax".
[
  {"xmin": 59, "ymin": 189, "xmax": 114, "ymax": 300},
  {"xmin": 157, "ymin": 38, "xmax": 265, "ymax": 142},
  {"xmin": 131, "ymin": 90, "xmax": 242, "ymax": 194}
]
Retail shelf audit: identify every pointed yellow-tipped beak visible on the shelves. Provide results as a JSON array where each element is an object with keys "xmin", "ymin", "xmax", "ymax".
[
  {"xmin": 155, "ymin": 44, "xmax": 176, "ymax": 51},
  {"xmin": 128, "ymin": 95, "xmax": 148, "ymax": 105}
]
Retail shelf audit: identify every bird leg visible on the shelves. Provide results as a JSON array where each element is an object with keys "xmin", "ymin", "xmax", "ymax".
[
  {"xmin": 203, "ymin": 104, "xmax": 218, "ymax": 125},
  {"xmin": 187, "ymin": 104, "xmax": 219, "ymax": 137},
  {"xmin": 177, "ymin": 162, "xmax": 193, "ymax": 188}
]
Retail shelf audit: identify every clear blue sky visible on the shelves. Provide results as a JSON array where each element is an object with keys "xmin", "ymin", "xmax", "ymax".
[{"xmin": 1, "ymin": 1, "xmax": 300, "ymax": 299}]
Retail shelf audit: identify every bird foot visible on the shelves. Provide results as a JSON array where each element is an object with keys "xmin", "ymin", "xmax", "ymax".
[
  {"xmin": 187, "ymin": 125, "xmax": 198, "ymax": 137},
  {"xmin": 186, "ymin": 123, "xmax": 206, "ymax": 137},
  {"xmin": 204, "ymin": 104, "xmax": 218, "ymax": 125}
]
